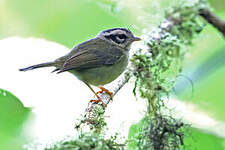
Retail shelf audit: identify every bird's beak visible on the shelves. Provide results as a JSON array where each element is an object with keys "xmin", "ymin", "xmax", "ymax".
[{"xmin": 133, "ymin": 36, "xmax": 141, "ymax": 41}]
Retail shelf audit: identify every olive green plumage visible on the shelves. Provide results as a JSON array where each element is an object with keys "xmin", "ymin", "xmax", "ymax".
[{"xmin": 20, "ymin": 28, "xmax": 140, "ymax": 89}]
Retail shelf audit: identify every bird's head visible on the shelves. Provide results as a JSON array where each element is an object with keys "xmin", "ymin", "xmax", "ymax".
[{"xmin": 97, "ymin": 28, "xmax": 141, "ymax": 49}]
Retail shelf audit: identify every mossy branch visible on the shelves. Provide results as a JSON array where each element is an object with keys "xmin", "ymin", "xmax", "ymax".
[{"xmin": 45, "ymin": 0, "xmax": 225, "ymax": 149}]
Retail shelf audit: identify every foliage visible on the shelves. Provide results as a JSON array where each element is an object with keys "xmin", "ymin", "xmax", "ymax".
[{"xmin": 0, "ymin": 89, "xmax": 31, "ymax": 150}]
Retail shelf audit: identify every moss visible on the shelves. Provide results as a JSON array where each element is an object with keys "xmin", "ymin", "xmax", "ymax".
[
  {"xmin": 128, "ymin": 115, "xmax": 187, "ymax": 150},
  {"xmin": 45, "ymin": 133, "xmax": 125, "ymax": 150},
  {"xmin": 75, "ymin": 104, "xmax": 107, "ymax": 133},
  {"xmin": 130, "ymin": 0, "xmax": 208, "ymax": 149}
]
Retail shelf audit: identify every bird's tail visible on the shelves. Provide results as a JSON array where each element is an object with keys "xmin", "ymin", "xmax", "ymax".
[{"xmin": 19, "ymin": 62, "xmax": 55, "ymax": 71}]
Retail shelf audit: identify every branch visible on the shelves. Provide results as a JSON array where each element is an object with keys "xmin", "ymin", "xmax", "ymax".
[{"xmin": 199, "ymin": 8, "xmax": 225, "ymax": 37}]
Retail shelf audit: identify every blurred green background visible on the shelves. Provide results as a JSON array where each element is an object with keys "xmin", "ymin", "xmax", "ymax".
[{"xmin": 0, "ymin": 0, "xmax": 224, "ymax": 149}]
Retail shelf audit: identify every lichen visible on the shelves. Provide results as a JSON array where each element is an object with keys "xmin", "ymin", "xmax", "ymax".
[
  {"xmin": 75, "ymin": 104, "xmax": 106, "ymax": 133},
  {"xmin": 128, "ymin": 115, "xmax": 187, "ymax": 150},
  {"xmin": 45, "ymin": 132, "xmax": 125, "ymax": 150},
  {"xmin": 129, "ymin": 0, "xmax": 208, "ymax": 149}
]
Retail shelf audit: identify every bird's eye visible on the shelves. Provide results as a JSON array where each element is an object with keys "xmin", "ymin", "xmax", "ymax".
[{"xmin": 117, "ymin": 34, "xmax": 127, "ymax": 39}]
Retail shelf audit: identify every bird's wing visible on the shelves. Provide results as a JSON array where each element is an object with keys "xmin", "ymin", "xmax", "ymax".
[{"xmin": 58, "ymin": 44, "xmax": 124, "ymax": 73}]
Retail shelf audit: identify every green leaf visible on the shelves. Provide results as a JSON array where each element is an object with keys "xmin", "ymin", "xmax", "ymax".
[{"xmin": 0, "ymin": 89, "xmax": 31, "ymax": 150}]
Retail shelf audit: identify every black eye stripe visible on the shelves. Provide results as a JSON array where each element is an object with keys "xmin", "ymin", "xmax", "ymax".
[{"xmin": 105, "ymin": 34, "xmax": 127, "ymax": 44}]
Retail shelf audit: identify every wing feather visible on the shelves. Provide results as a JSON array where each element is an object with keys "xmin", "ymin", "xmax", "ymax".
[{"xmin": 58, "ymin": 42, "xmax": 124, "ymax": 73}]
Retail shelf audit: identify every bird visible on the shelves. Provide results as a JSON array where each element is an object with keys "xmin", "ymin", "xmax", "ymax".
[{"xmin": 19, "ymin": 28, "xmax": 141, "ymax": 106}]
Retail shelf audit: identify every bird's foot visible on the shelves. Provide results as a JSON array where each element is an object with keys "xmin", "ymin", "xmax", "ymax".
[
  {"xmin": 88, "ymin": 87, "xmax": 113, "ymax": 108},
  {"xmin": 96, "ymin": 87, "xmax": 113, "ymax": 101},
  {"xmin": 89, "ymin": 94, "xmax": 107, "ymax": 108}
]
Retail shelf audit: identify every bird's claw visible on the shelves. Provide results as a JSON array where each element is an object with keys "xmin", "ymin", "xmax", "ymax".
[
  {"xmin": 89, "ymin": 99, "xmax": 107, "ymax": 108},
  {"xmin": 96, "ymin": 87, "xmax": 113, "ymax": 100},
  {"xmin": 89, "ymin": 94, "xmax": 107, "ymax": 108},
  {"xmin": 88, "ymin": 87, "xmax": 113, "ymax": 108}
]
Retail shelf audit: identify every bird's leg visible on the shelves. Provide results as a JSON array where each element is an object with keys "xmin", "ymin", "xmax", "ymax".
[
  {"xmin": 84, "ymin": 82, "xmax": 106, "ymax": 107},
  {"xmin": 96, "ymin": 87, "xmax": 113, "ymax": 101}
]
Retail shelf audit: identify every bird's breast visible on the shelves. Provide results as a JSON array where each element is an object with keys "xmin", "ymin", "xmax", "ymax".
[{"xmin": 70, "ymin": 54, "xmax": 128, "ymax": 86}]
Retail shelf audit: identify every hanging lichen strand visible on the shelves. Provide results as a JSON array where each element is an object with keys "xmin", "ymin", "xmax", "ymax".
[{"xmin": 130, "ymin": 0, "xmax": 207, "ymax": 150}]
